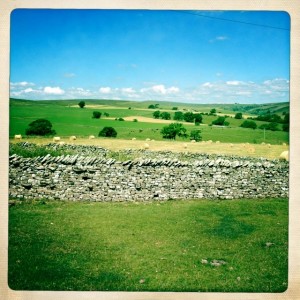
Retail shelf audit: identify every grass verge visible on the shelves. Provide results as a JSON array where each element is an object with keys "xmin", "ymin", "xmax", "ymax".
[{"xmin": 8, "ymin": 198, "xmax": 288, "ymax": 292}]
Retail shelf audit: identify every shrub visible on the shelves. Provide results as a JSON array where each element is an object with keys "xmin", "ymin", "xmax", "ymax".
[
  {"xmin": 172, "ymin": 107, "xmax": 178, "ymax": 110},
  {"xmin": 92, "ymin": 111, "xmax": 102, "ymax": 119},
  {"xmin": 103, "ymin": 112, "xmax": 109, "ymax": 117},
  {"xmin": 98, "ymin": 127, "xmax": 117, "ymax": 137},
  {"xmin": 259, "ymin": 122, "xmax": 280, "ymax": 131},
  {"xmin": 174, "ymin": 111, "xmax": 184, "ymax": 121},
  {"xmin": 240, "ymin": 120, "xmax": 257, "ymax": 129},
  {"xmin": 148, "ymin": 104, "xmax": 155, "ymax": 109},
  {"xmin": 235, "ymin": 112, "xmax": 243, "ymax": 119},
  {"xmin": 78, "ymin": 101, "xmax": 85, "ymax": 108},
  {"xmin": 25, "ymin": 119, "xmax": 56, "ymax": 136},
  {"xmin": 118, "ymin": 118, "xmax": 125, "ymax": 121},
  {"xmin": 153, "ymin": 110, "xmax": 160, "ymax": 119},
  {"xmin": 282, "ymin": 123, "xmax": 289, "ymax": 132},
  {"xmin": 194, "ymin": 113, "xmax": 203, "ymax": 124},
  {"xmin": 183, "ymin": 112, "xmax": 195, "ymax": 123},
  {"xmin": 211, "ymin": 116, "xmax": 229, "ymax": 126},
  {"xmin": 210, "ymin": 108, "xmax": 217, "ymax": 115},
  {"xmin": 160, "ymin": 112, "xmax": 171, "ymax": 120},
  {"xmin": 190, "ymin": 129, "xmax": 202, "ymax": 142},
  {"xmin": 133, "ymin": 119, "xmax": 138, "ymax": 122}
]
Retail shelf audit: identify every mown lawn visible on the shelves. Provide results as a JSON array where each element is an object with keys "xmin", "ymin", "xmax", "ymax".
[{"xmin": 8, "ymin": 198, "xmax": 288, "ymax": 292}]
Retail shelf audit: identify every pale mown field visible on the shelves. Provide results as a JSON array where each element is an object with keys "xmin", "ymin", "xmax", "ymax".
[{"xmin": 11, "ymin": 137, "xmax": 289, "ymax": 160}]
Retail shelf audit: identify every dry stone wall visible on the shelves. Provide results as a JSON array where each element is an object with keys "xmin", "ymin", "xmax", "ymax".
[{"xmin": 9, "ymin": 144, "xmax": 289, "ymax": 202}]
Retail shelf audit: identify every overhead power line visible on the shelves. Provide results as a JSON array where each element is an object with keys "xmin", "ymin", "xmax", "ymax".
[{"xmin": 175, "ymin": 10, "xmax": 290, "ymax": 31}]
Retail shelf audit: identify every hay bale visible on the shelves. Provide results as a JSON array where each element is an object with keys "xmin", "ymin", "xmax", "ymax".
[
  {"xmin": 58, "ymin": 141, "xmax": 65, "ymax": 146},
  {"xmin": 267, "ymin": 143, "xmax": 271, "ymax": 148},
  {"xmin": 143, "ymin": 143, "xmax": 149, "ymax": 149},
  {"xmin": 132, "ymin": 137, "xmax": 136, "ymax": 141},
  {"xmin": 89, "ymin": 135, "xmax": 95, "ymax": 139},
  {"xmin": 69, "ymin": 136, "xmax": 76, "ymax": 141},
  {"xmin": 230, "ymin": 143, "xmax": 234, "ymax": 148},
  {"xmin": 279, "ymin": 151, "xmax": 289, "ymax": 161},
  {"xmin": 261, "ymin": 142, "xmax": 266, "ymax": 145},
  {"xmin": 183, "ymin": 143, "xmax": 188, "ymax": 149},
  {"xmin": 216, "ymin": 141, "xmax": 220, "ymax": 144},
  {"xmin": 53, "ymin": 137, "xmax": 61, "ymax": 142},
  {"xmin": 190, "ymin": 140, "xmax": 196, "ymax": 143},
  {"xmin": 14, "ymin": 134, "xmax": 22, "ymax": 140},
  {"xmin": 282, "ymin": 143, "xmax": 287, "ymax": 146},
  {"xmin": 145, "ymin": 138, "xmax": 151, "ymax": 141}
]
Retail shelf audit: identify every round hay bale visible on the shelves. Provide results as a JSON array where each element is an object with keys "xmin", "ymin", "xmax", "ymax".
[
  {"xmin": 230, "ymin": 143, "xmax": 234, "ymax": 148},
  {"xmin": 279, "ymin": 150, "xmax": 289, "ymax": 161},
  {"xmin": 183, "ymin": 143, "xmax": 188, "ymax": 149},
  {"xmin": 53, "ymin": 136, "xmax": 61, "ymax": 142},
  {"xmin": 144, "ymin": 143, "xmax": 149, "ymax": 149},
  {"xmin": 14, "ymin": 134, "xmax": 22, "ymax": 140},
  {"xmin": 58, "ymin": 141, "xmax": 65, "ymax": 146},
  {"xmin": 261, "ymin": 142, "xmax": 266, "ymax": 145},
  {"xmin": 89, "ymin": 135, "xmax": 95, "ymax": 139},
  {"xmin": 145, "ymin": 138, "xmax": 151, "ymax": 141},
  {"xmin": 132, "ymin": 137, "xmax": 136, "ymax": 141},
  {"xmin": 267, "ymin": 143, "xmax": 271, "ymax": 148},
  {"xmin": 282, "ymin": 143, "xmax": 287, "ymax": 146},
  {"xmin": 69, "ymin": 136, "xmax": 76, "ymax": 141},
  {"xmin": 216, "ymin": 141, "xmax": 220, "ymax": 144},
  {"xmin": 190, "ymin": 140, "xmax": 196, "ymax": 143}
]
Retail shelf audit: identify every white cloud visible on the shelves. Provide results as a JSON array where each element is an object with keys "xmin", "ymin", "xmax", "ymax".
[
  {"xmin": 43, "ymin": 86, "xmax": 65, "ymax": 95},
  {"xmin": 9, "ymin": 78, "xmax": 289, "ymax": 103},
  {"xmin": 99, "ymin": 87, "xmax": 112, "ymax": 94},
  {"xmin": 24, "ymin": 88, "xmax": 35, "ymax": 93},
  {"xmin": 141, "ymin": 84, "xmax": 180, "ymax": 95},
  {"xmin": 226, "ymin": 81, "xmax": 243, "ymax": 86},
  {"xmin": 121, "ymin": 87, "xmax": 136, "ymax": 93},
  {"xmin": 10, "ymin": 81, "xmax": 35, "ymax": 87},
  {"xmin": 202, "ymin": 82, "xmax": 213, "ymax": 88}
]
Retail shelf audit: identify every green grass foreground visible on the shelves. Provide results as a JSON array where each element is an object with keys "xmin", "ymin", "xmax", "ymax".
[{"xmin": 8, "ymin": 198, "xmax": 288, "ymax": 292}]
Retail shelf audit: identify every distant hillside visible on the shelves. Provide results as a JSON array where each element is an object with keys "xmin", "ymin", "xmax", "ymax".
[{"xmin": 9, "ymin": 98, "xmax": 289, "ymax": 116}]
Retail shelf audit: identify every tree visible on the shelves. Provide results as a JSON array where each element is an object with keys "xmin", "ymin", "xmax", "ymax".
[
  {"xmin": 92, "ymin": 111, "xmax": 102, "ymax": 119},
  {"xmin": 210, "ymin": 108, "xmax": 217, "ymax": 115},
  {"xmin": 153, "ymin": 110, "xmax": 161, "ymax": 119},
  {"xmin": 78, "ymin": 101, "xmax": 85, "ymax": 108},
  {"xmin": 98, "ymin": 127, "xmax": 117, "ymax": 137},
  {"xmin": 240, "ymin": 120, "xmax": 257, "ymax": 129},
  {"xmin": 190, "ymin": 129, "xmax": 202, "ymax": 142},
  {"xmin": 235, "ymin": 112, "xmax": 243, "ymax": 119},
  {"xmin": 25, "ymin": 119, "xmax": 56, "ymax": 136},
  {"xmin": 160, "ymin": 123, "xmax": 187, "ymax": 139},
  {"xmin": 194, "ymin": 113, "xmax": 203, "ymax": 125},
  {"xmin": 160, "ymin": 112, "xmax": 171, "ymax": 120},
  {"xmin": 173, "ymin": 111, "xmax": 184, "ymax": 121},
  {"xmin": 212, "ymin": 116, "xmax": 229, "ymax": 126},
  {"xmin": 183, "ymin": 112, "xmax": 195, "ymax": 123},
  {"xmin": 172, "ymin": 107, "xmax": 178, "ymax": 110},
  {"xmin": 103, "ymin": 112, "xmax": 109, "ymax": 117}
]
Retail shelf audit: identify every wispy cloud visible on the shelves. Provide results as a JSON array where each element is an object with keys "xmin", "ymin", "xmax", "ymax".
[
  {"xmin": 64, "ymin": 73, "xmax": 76, "ymax": 78},
  {"xmin": 209, "ymin": 36, "xmax": 229, "ymax": 43}
]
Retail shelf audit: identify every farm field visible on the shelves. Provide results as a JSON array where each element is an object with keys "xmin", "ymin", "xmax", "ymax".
[
  {"xmin": 9, "ymin": 98, "xmax": 289, "ymax": 146},
  {"xmin": 8, "ymin": 198, "xmax": 288, "ymax": 292}
]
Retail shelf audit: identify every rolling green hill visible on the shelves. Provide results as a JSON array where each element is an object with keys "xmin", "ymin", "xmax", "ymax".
[{"xmin": 9, "ymin": 98, "xmax": 289, "ymax": 145}]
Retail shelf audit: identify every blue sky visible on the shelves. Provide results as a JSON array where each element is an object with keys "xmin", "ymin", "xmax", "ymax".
[{"xmin": 10, "ymin": 9, "xmax": 290, "ymax": 103}]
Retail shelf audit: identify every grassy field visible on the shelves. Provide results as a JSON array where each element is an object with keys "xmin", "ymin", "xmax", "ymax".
[
  {"xmin": 8, "ymin": 198, "xmax": 288, "ymax": 292},
  {"xmin": 10, "ymin": 99, "xmax": 289, "ymax": 145}
]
